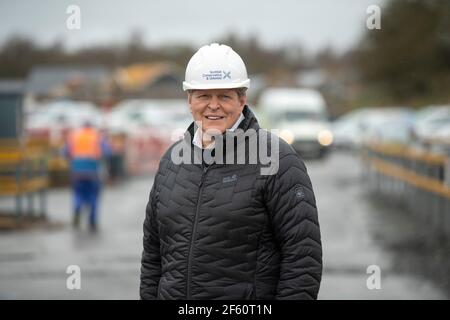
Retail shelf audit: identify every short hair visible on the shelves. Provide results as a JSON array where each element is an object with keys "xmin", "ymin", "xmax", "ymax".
[{"xmin": 235, "ymin": 87, "xmax": 247, "ymax": 98}]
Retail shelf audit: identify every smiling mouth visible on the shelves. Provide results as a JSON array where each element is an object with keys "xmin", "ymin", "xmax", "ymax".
[{"xmin": 205, "ymin": 116, "xmax": 225, "ymax": 120}]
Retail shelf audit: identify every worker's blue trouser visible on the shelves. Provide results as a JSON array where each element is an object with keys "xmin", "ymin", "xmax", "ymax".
[{"xmin": 72, "ymin": 178, "xmax": 100, "ymax": 226}]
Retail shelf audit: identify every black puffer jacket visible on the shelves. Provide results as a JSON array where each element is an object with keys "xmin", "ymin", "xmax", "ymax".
[{"xmin": 140, "ymin": 106, "xmax": 322, "ymax": 300}]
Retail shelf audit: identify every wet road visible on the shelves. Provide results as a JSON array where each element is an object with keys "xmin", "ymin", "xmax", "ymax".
[{"xmin": 0, "ymin": 152, "xmax": 447, "ymax": 299}]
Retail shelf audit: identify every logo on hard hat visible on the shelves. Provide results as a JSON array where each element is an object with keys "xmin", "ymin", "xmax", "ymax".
[{"xmin": 202, "ymin": 70, "xmax": 232, "ymax": 81}]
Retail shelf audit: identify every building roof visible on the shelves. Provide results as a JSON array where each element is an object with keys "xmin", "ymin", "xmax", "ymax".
[
  {"xmin": 114, "ymin": 62, "xmax": 182, "ymax": 91},
  {"xmin": 0, "ymin": 79, "xmax": 25, "ymax": 95},
  {"xmin": 26, "ymin": 65, "xmax": 111, "ymax": 95}
]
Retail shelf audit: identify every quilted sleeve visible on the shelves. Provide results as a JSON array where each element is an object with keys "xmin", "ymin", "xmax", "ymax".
[
  {"xmin": 140, "ymin": 181, "xmax": 161, "ymax": 300},
  {"xmin": 265, "ymin": 153, "xmax": 322, "ymax": 300}
]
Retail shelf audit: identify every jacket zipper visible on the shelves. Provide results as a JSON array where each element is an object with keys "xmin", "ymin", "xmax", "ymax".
[{"xmin": 186, "ymin": 165, "xmax": 209, "ymax": 299}]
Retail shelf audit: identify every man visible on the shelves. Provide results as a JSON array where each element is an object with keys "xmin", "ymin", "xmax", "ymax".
[
  {"xmin": 65, "ymin": 120, "xmax": 110, "ymax": 231},
  {"xmin": 140, "ymin": 43, "xmax": 322, "ymax": 300}
]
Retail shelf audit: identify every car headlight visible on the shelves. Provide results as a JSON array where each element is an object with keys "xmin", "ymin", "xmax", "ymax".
[
  {"xmin": 318, "ymin": 129, "xmax": 333, "ymax": 146},
  {"xmin": 279, "ymin": 129, "xmax": 294, "ymax": 144}
]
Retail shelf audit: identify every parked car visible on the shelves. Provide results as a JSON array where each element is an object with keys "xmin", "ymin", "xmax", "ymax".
[
  {"xmin": 359, "ymin": 107, "xmax": 415, "ymax": 146},
  {"xmin": 332, "ymin": 108, "xmax": 374, "ymax": 150},
  {"xmin": 333, "ymin": 107, "xmax": 415, "ymax": 149},
  {"xmin": 415, "ymin": 106, "xmax": 450, "ymax": 155},
  {"xmin": 414, "ymin": 105, "xmax": 450, "ymax": 142}
]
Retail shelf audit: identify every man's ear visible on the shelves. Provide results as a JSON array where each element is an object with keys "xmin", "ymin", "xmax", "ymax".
[
  {"xmin": 187, "ymin": 93, "xmax": 193, "ymax": 113},
  {"xmin": 239, "ymin": 95, "xmax": 247, "ymax": 110}
]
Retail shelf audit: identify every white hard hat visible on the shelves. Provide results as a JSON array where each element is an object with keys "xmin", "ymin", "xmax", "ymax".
[{"xmin": 183, "ymin": 43, "xmax": 250, "ymax": 91}]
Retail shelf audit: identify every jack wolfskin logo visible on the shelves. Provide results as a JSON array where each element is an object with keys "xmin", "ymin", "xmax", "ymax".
[
  {"xmin": 294, "ymin": 185, "xmax": 305, "ymax": 200},
  {"xmin": 222, "ymin": 174, "xmax": 238, "ymax": 183}
]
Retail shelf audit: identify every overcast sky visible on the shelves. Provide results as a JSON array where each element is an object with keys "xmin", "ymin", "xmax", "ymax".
[{"xmin": 0, "ymin": 0, "xmax": 387, "ymax": 54}]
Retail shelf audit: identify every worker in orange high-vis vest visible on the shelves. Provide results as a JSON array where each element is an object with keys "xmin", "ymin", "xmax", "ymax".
[{"xmin": 64, "ymin": 120, "xmax": 111, "ymax": 231}]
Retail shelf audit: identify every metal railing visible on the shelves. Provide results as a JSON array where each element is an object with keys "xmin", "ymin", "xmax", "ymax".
[
  {"xmin": 0, "ymin": 139, "xmax": 49, "ymax": 220},
  {"xmin": 362, "ymin": 143, "xmax": 450, "ymax": 239}
]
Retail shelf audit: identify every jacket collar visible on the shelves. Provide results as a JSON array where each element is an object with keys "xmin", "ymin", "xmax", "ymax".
[{"xmin": 180, "ymin": 105, "xmax": 260, "ymax": 167}]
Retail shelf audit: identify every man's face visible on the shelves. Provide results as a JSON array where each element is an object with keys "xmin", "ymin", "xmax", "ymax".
[{"xmin": 188, "ymin": 89, "xmax": 246, "ymax": 134}]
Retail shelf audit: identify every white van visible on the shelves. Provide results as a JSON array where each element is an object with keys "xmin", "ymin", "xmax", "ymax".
[{"xmin": 258, "ymin": 88, "xmax": 333, "ymax": 158}]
